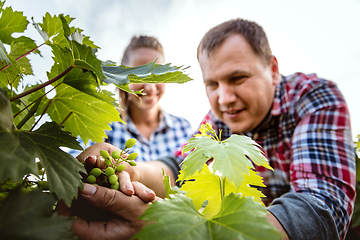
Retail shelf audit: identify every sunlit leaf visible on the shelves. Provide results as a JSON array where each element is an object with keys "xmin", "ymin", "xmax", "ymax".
[
  {"xmin": 0, "ymin": 6, "xmax": 28, "ymax": 44},
  {"xmin": 40, "ymin": 84, "xmax": 121, "ymax": 145},
  {"xmin": 134, "ymin": 193, "xmax": 280, "ymax": 240},
  {"xmin": 180, "ymin": 134, "xmax": 272, "ymax": 189}
]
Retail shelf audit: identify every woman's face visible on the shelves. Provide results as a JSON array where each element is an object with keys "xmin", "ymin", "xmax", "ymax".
[{"xmin": 127, "ymin": 48, "xmax": 166, "ymax": 111}]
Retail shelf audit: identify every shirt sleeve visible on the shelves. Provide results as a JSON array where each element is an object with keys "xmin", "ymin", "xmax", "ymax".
[{"xmin": 290, "ymin": 80, "xmax": 356, "ymax": 239}]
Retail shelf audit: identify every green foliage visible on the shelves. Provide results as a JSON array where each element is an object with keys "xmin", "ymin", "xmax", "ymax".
[
  {"xmin": 135, "ymin": 123, "xmax": 281, "ymax": 240},
  {"xmin": 0, "ymin": 1, "xmax": 192, "ymax": 238}
]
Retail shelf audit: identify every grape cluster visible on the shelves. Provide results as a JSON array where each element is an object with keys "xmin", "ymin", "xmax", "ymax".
[{"xmin": 84, "ymin": 138, "xmax": 138, "ymax": 190}]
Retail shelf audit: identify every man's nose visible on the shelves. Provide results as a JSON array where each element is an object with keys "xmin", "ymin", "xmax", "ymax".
[{"xmin": 218, "ymin": 84, "xmax": 236, "ymax": 105}]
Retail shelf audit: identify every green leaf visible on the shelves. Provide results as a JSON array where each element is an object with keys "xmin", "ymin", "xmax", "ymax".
[
  {"xmin": 102, "ymin": 60, "xmax": 192, "ymax": 86},
  {"xmin": 40, "ymin": 84, "xmax": 121, "ymax": 145},
  {"xmin": 0, "ymin": 87, "xmax": 14, "ymax": 131},
  {"xmin": 0, "ymin": 6, "xmax": 28, "ymax": 44},
  {"xmin": 134, "ymin": 193, "xmax": 280, "ymax": 240},
  {"xmin": 0, "ymin": 188, "xmax": 77, "ymax": 240},
  {"xmin": 180, "ymin": 134, "xmax": 272, "ymax": 189},
  {"xmin": 179, "ymin": 164, "xmax": 267, "ymax": 219},
  {"xmin": 0, "ymin": 121, "xmax": 84, "ymax": 206},
  {"xmin": 163, "ymin": 169, "xmax": 178, "ymax": 199}
]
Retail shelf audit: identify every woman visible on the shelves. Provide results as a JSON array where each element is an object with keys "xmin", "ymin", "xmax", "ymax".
[{"xmin": 104, "ymin": 35, "xmax": 193, "ymax": 162}]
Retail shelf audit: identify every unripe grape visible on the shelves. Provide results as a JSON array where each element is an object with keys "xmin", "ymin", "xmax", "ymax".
[
  {"xmin": 111, "ymin": 150, "xmax": 121, "ymax": 159},
  {"xmin": 89, "ymin": 168, "xmax": 102, "ymax": 177},
  {"xmin": 125, "ymin": 138, "xmax": 136, "ymax": 149},
  {"xmin": 116, "ymin": 164, "xmax": 126, "ymax": 172},
  {"xmin": 128, "ymin": 161, "xmax": 137, "ymax": 166},
  {"xmin": 109, "ymin": 174, "xmax": 118, "ymax": 185},
  {"xmin": 104, "ymin": 158, "xmax": 112, "ymax": 167},
  {"xmin": 111, "ymin": 182, "xmax": 120, "ymax": 190},
  {"xmin": 127, "ymin": 152, "xmax": 138, "ymax": 160},
  {"xmin": 100, "ymin": 150, "xmax": 110, "ymax": 159},
  {"xmin": 87, "ymin": 175, "xmax": 96, "ymax": 184},
  {"xmin": 105, "ymin": 167, "xmax": 115, "ymax": 177}
]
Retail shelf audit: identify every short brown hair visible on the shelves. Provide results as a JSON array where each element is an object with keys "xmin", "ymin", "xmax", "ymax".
[
  {"xmin": 197, "ymin": 18, "xmax": 272, "ymax": 64},
  {"xmin": 121, "ymin": 35, "xmax": 164, "ymax": 65}
]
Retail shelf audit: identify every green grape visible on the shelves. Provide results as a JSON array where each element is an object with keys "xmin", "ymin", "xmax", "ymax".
[
  {"xmin": 89, "ymin": 168, "xmax": 102, "ymax": 177},
  {"xmin": 111, "ymin": 182, "xmax": 120, "ymax": 190},
  {"xmin": 116, "ymin": 164, "xmax": 126, "ymax": 172},
  {"xmin": 125, "ymin": 138, "xmax": 136, "ymax": 149},
  {"xmin": 128, "ymin": 161, "xmax": 137, "ymax": 166},
  {"xmin": 109, "ymin": 174, "xmax": 118, "ymax": 185},
  {"xmin": 105, "ymin": 167, "xmax": 115, "ymax": 177},
  {"xmin": 100, "ymin": 150, "xmax": 110, "ymax": 159},
  {"xmin": 127, "ymin": 152, "xmax": 138, "ymax": 160},
  {"xmin": 104, "ymin": 158, "xmax": 112, "ymax": 167},
  {"xmin": 111, "ymin": 150, "xmax": 121, "ymax": 159},
  {"xmin": 87, "ymin": 175, "xmax": 97, "ymax": 184}
]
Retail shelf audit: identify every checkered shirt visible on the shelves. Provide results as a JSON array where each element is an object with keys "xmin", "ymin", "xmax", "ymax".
[
  {"xmin": 174, "ymin": 72, "xmax": 356, "ymax": 239},
  {"xmin": 69, "ymin": 109, "xmax": 193, "ymax": 162}
]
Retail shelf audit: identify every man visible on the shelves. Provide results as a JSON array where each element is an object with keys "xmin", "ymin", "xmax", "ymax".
[{"xmin": 70, "ymin": 18, "xmax": 356, "ymax": 240}]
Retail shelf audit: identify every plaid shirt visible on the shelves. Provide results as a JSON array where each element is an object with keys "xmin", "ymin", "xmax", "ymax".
[
  {"xmin": 105, "ymin": 110, "xmax": 193, "ymax": 162},
  {"xmin": 174, "ymin": 73, "xmax": 356, "ymax": 239},
  {"xmin": 69, "ymin": 110, "xmax": 193, "ymax": 162}
]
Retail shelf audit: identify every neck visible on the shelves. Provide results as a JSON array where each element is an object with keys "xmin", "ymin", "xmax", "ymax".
[{"xmin": 129, "ymin": 105, "xmax": 161, "ymax": 140}]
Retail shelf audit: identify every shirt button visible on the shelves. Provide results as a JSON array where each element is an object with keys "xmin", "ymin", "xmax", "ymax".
[{"xmin": 253, "ymin": 133, "xmax": 258, "ymax": 140}]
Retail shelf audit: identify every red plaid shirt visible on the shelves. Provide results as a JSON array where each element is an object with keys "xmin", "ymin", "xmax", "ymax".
[{"xmin": 175, "ymin": 72, "xmax": 356, "ymax": 239}]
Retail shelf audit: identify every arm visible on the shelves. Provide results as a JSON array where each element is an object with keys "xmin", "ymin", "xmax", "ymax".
[{"xmin": 273, "ymin": 79, "xmax": 356, "ymax": 239}]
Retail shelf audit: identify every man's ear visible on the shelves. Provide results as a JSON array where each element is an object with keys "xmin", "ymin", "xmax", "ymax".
[{"xmin": 270, "ymin": 55, "xmax": 281, "ymax": 85}]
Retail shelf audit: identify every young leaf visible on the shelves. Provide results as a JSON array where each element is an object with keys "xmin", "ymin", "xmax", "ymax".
[
  {"xmin": 134, "ymin": 193, "xmax": 281, "ymax": 240},
  {"xmin": 0, "ymin": 188, "xmax": 77, "ymax": 240},
  {"xmin": 163, "ymin": 169, "xmax": 178, "ymax": 199},
  {"xmin": 102, "ymin": 60, "xmax": 192, "ymax": 86},
  {"xmin": 179, "ymin": 164, "xmax": 267, "ymax": 218},
  {"xmin": 180, "ymin": 134, "xmax": 272, "ymax": 189}
]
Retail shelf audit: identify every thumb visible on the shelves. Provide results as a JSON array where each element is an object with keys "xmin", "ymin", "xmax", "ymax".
[{"xmin": 80, "ymin": 183, "xmax": 148, "ymax": 221}]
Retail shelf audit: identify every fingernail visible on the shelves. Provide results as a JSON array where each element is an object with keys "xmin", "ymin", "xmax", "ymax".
[
  {"xmin": 82, "ymin": 183, "xmax": 97, "ymax": 195},
  {"xmin": 84, "ymin": 155, "xmax": 96, "ymax": 161},
  {"xmin": 145, "ymin": 188, "xmax": 155, "ymax": 196},
  {"xmin": 125, "ymin": 183, "xmax": 134, "ymax": 193}
]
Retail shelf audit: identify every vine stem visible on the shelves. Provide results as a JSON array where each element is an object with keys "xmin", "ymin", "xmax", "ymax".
[
  {"xmin": 9, "ymin": 65, "xmax": 74, "ymax": 102},
  {"xmin": 0, "ymin": 43, "xmax": 45, "ymax": 72}
]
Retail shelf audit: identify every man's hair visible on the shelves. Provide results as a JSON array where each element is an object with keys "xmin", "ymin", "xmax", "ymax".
[
  {"xmin": 121, "ymin": 35, "xmax": 164, "ymax": 65},
  {"xmin": 197, "ymin": 18, "xmax": 272, "ymax": 64}
]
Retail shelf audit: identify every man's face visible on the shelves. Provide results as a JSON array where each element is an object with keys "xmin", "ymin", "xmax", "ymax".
[{"xmin": 199, "ymin": 34, "xmax": 280, "ymax": 134}]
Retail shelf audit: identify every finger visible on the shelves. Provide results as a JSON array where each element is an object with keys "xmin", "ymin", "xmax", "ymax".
[
  {"xmin": 132, "ymin": 181, "xmax": 156, "ymax": 203},
  {"xmin": 55, "ymin": 200, "xmax": 72, "ymax": 217},
  {"xmin": 118, "ymin": 170, "xmax": 134, "ymax": 196},
  {"xmin": 71, "ymin": 215, "xmax": 141, "ymax": 240},
  {"xmin": 80, "ymin": 183, "xmax": 148, "ymax": 222}
]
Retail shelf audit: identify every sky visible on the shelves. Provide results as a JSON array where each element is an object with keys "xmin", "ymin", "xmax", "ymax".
[{"xmin": 5, "ymin": 0, "xmax": 360, "ymax": 139}]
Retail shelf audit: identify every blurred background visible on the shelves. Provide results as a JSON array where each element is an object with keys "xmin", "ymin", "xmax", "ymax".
[{"xmin": 5, "ymin": 0, "xmax": 360, "ymax": 138}]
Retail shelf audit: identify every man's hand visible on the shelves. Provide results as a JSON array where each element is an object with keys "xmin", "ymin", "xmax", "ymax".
[{"xmin": 58, "ymin": 183, "xmax": 159, "ymax": 240}]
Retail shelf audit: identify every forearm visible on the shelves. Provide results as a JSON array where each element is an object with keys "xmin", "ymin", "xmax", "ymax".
[{"xmin": 137, "ymin": 161, "xmax": 174, "ymax": 198}]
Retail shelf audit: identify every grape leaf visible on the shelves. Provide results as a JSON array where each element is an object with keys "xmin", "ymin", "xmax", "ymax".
[
  {"xmin": 0, "ymin": 121, "xmax": 84, "ymax": 206},
  {"xmin": 180, "ymin": 135, "xmax": 272, "ymax": 189},
  {"xmin": 102, "ymin": 60, "xmax": 192, "ymax": 86},
  {"xmin": 0, "ymin": 6, "xmax": 28, "ymax": 44},
  {"xmin": 40, "ymin": 84, "xmax": 121, "ymax": 145},
  {"xmin": 0, "ymin": 87, "xmax": 14, "ymax": 131},
  {"xmin": 179, "ymin": 164, "xmax": 266, "ymax": 218},
  {"xmin": 0, "ymin": 188, "xmax": 77, "ymax": 240},
  {"xmin": 163, "ymin": 169, "xmax": 178, "ymax": 199},
  {"xmin": 134, "ymin": 193, "xmax": 280, "ymax": 240}
]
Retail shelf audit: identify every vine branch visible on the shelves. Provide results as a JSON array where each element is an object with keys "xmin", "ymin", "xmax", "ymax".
[{"xmin": 10, "ymin": 65, "xmax": 74, "ymax": 102}]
